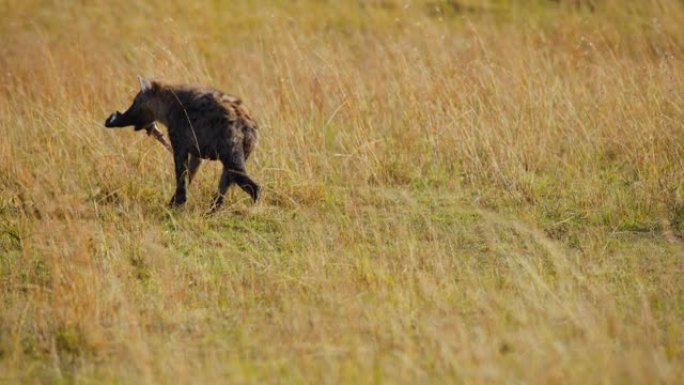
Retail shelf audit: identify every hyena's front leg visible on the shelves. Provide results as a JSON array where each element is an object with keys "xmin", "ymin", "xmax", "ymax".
[
  {"xmin": 186, "ymin": 154, "xmax": 202, "ymax": 186},
  {"xmin": 170, "ymin": 150, "xmax": 190, "ymax": 207}
]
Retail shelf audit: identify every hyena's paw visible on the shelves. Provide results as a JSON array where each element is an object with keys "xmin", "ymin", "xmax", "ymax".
[
  {"xmin": 169, "ymin": 194, "xmax": 187, "ymax": 207},
  {"xmin": 206, "ymin": 195, "xmax": 224, "ymax": 214},
  {"xmin": 248, "ymin": 184, "xmax": 261, "ymax": 202}
]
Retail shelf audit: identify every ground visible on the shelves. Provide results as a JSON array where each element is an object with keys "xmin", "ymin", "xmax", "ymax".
[{"xmin": 0, "ymin": 0, "xmax": 683, "ymax": 384}]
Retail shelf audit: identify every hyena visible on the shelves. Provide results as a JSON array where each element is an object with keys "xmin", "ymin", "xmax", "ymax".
[{"xmin": 105, "ymin": 77, "xmax": 260, "ymax": 211}]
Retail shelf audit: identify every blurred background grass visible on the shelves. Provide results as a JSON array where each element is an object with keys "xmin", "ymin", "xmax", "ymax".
[{"xmin": 0, "ymin": 0, "xmax": 683, "ymax": 384}]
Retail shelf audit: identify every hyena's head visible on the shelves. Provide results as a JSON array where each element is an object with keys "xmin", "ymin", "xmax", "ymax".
[{"xmin": 104, "ymin": 76, "xmax": 159, "ymax": 131}]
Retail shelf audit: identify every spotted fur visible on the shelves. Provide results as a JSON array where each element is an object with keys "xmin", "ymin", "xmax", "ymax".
[{"xmin": 105, "ymin": 79, "xmax": 260, "ymax": 211}]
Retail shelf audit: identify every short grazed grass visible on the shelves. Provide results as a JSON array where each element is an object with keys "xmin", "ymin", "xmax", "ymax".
[{"xmin": 1, "ymin": 0, "xmax": 684, "ymax": 383}]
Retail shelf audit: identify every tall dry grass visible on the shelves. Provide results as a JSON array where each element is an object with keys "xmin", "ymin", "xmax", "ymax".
[{"xmin": 1, "ymin": 0, "xmax": 683, "ymax": 383}]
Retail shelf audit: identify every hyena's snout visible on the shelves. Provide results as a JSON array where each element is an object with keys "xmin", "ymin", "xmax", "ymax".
[
  {"xmin": 104, "ymin": 110, "xmax": 139, "ymax": 128},
  {"xmin": 104, "ymin": 111, "xmax": 123, "ymax": 128},
  {"xmin": 104, "ymin": 108, "xmax": 154, "ymax": 131}
]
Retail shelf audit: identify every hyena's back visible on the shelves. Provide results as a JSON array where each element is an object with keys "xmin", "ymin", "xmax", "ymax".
[{"xmin": 167, "ymin": 86, "xmax": 258, "ymax": 161}]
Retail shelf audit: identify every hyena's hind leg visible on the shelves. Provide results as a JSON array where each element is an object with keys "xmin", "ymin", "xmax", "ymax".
[
  {"xmin": 209, "ymin": 167, "xmax": 235, "ymax": 212},
  {"xmin": 209, "ymin": 152, "xmax": 260, "ymax": 212},
  {"xmin": 226, "ymin": 154, "xmax": 260, "ymax": 203}
]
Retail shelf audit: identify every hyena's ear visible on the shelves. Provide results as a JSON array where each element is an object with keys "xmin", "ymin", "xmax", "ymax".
[{"xmin": 138, "ymin": 75, "xmax": 152, "ymax": 92}]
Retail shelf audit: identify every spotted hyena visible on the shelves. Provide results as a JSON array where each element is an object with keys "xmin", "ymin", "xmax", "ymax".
[{"xmin": 105, "ymin": 77, "xmax": 260, "ymax": 211}]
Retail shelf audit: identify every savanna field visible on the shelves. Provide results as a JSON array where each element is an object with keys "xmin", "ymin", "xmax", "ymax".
[{"xmin": 1, "ymin": 0, "xmax": 683, "ymax": 383}]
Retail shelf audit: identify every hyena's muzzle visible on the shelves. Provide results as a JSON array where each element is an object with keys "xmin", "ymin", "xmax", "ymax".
[
  {"xmin": 104, "ymin": 107, "xmax": 154, "ymax": 131},
  {"xmin": 104, "ymin": 86, "xmax": 172, "ymax": 152}
]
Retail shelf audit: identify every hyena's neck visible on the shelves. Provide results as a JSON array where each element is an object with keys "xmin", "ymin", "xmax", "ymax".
[{"xmin": 149, "ymin": 88, "xmax": 178, "ymax": 128}]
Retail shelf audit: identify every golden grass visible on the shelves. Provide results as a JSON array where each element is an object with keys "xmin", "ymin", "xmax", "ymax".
[{"xmin": 1, "ymin": 0, "xmax": 683, "ymax": 383}]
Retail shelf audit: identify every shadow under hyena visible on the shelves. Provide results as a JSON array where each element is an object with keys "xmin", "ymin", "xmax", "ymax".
[{"xmin": 105, "ymin": 77, "xmax": 260, "ymax": 212}]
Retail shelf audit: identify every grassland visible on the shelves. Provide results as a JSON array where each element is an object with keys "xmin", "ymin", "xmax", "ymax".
[{"xmin": 1, "ymin": 0, "xmax": 683, "ymax": 383}]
